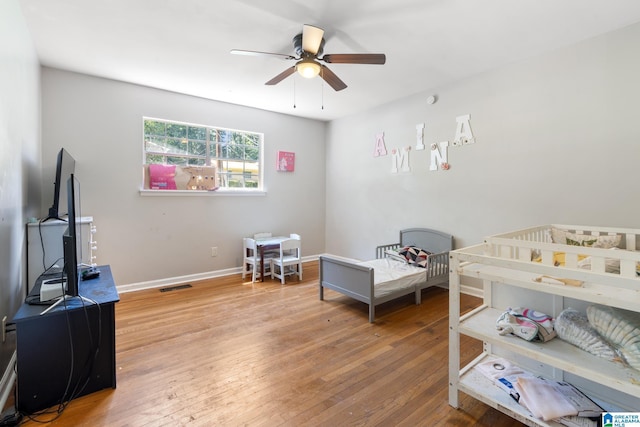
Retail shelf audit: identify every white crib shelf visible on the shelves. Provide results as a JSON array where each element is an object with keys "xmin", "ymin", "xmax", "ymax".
[{"xmin": 448, "ymin": 224, "xmax": 640, "ymax": 427}]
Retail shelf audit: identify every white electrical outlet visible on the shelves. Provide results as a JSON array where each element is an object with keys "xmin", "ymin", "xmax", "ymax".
[{"xmin": 211, "ymin": 247, "xmax": 218, "ymax": 257}]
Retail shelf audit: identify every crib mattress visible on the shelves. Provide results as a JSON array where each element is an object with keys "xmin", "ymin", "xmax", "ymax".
[{"xmin": 357, "ymin": 258, "xmax": 426, "ymax": 298}]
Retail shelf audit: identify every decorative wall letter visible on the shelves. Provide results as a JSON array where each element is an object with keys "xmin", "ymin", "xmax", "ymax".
[
  {"xmin": 415, "ymin": 123, "xmax": 425, "ymax": 150},
  {"xmin": 374, "ymin": 113, "xmax": 476, "ymax": 176},
  {"xmin": 452, "ymin": 114, "xmax": 475, "ymax": 146},
  {"xmin": 430, "ymin": 142, "xmax": 449, "ymax": 171},
  {"xmin": 373, "ymin": 132, "xmax": 387, "ymax": 157},
  {"xmin": 391, "ymin": 146, "xmax": 411, "ymax": 173}
]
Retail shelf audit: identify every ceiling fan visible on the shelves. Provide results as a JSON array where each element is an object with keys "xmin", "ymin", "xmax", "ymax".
[{"xmin": 231, "ymin": 24, "xmax": 386, "ymax": 91}]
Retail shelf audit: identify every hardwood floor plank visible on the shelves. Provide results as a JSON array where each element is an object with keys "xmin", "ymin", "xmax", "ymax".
[{"xmin": 12, "ymin": 261, "xmax": 524, "ymax": 426}]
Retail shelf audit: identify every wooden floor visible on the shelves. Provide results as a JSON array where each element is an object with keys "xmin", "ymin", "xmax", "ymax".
[{"xmin": 14, "ymin": 261, "xmax": 524, "ymax": 426}]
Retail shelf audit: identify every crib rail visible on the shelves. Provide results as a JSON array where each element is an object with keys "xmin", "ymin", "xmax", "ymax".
[{"xmin": 483, "ymin": 224, "xmax": 640, "ymax": 279}]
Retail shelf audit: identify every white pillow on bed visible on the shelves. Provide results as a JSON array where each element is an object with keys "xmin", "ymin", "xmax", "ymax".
[{"xmin": 385, "ymin": 249, "xmax": 408, "ymax": 264}]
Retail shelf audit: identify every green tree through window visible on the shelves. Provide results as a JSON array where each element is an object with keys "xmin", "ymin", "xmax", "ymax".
[{"xmin": 143, "ymin": 118, "xmax": 262, "ymax": 190}]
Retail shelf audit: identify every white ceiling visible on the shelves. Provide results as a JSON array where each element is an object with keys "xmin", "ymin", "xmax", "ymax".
[{"xmin": 19, "ymin": 0, "xmax": 640, "ymax": 121}]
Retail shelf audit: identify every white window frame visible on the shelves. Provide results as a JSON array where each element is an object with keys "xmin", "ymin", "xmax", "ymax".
[{"xmin": 141, "ymin": 117, "xmax": 264, "ymax": 196}]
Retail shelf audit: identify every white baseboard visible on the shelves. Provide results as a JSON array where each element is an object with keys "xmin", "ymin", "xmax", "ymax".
[
  {"xmin": 461, "ymin": 284, "xmax": 483, "ymax": 299},
  {"xmin": 117, "ymin": 256, "xmax": 318, "ymax": 293},
  {"xmin": 433, "ymin": 282, "xmax": 483, "ymax": 299},
  {"xmin": 0, "ymin": 352, "xmax": 16, "ymax": 412}
]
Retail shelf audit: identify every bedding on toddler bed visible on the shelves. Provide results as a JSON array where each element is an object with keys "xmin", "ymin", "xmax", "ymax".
[{"xmin": 357, "ymin": 258, "xmax": 426, "ymax": 298}]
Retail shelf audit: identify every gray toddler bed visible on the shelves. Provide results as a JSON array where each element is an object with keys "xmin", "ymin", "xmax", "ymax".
[{"xmin": 319, "ymin": 228, "xmax": 453, "ymax": 322}]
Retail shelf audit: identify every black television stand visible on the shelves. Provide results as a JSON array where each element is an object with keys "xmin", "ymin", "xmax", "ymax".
[{"xmin": 12, "ymin": 265, "xmax": 119, "ymax": 414}]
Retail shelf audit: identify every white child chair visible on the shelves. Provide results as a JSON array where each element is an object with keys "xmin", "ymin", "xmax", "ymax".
[
  {"xmin": 284, "ymin": 233, "xmax": 301, "ymax": 257},
  {"xmin": 242, "ymin": 237, "xmax": 264, "ymax": 282},
  {"xmin": 270, "ymin": 238, "xmax": 302, "ymax": 284}
]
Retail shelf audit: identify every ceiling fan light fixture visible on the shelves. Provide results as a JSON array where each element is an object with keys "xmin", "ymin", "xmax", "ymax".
[{"xmin": 296, "ymin": 58, "xmax": 321, "ymax": 79}]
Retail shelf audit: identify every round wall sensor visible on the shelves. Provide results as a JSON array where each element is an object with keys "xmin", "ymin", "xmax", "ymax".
[{"xmin": 427, "ymin": 95, "xmax": 437, "ymax": 105}]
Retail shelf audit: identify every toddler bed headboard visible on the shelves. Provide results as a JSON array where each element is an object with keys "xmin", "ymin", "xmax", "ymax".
[{"xmin": 400, "ymin": 228, "xmax": 453, "ymax": 254}]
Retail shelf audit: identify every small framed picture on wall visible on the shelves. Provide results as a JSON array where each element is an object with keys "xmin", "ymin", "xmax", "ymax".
[{"xmin": 277, "ymin": 151, "xmax": 295, "ymax": 172}]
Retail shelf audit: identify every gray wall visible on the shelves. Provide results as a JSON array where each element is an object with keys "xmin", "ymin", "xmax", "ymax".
[
  {"xmin": 326, "ymin": 22, "xmax": 640, "ymax": 259},
  {"xmin": 40, "ymin": 69, "xmax": 326, "ymax": 286},
  {"xmin": 0, "ymin": 0, "xmax": 41, "ymax": 380}
]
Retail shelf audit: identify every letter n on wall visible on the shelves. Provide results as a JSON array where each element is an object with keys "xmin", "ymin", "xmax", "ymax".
[{"xmin": 430, "ymin": 142, "xmax": 449, "ymax": 171}]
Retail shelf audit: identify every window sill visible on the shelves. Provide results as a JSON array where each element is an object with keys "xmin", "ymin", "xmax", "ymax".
[{"xmin": 139, "ymin": 189, "xmax": 266, "ymax": 197}]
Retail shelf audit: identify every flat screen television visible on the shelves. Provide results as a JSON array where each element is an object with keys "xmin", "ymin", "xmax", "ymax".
[
  {"xmin": 45, "ymin": 148, "xmax": 76, "ymax": 222},
  {"xmin": 63, "ymin": 173, "xmax": 82, "ymax": 297},
  {"xmin": 40, "ymin": 174, "xmax": 87, "ymax": 313}
]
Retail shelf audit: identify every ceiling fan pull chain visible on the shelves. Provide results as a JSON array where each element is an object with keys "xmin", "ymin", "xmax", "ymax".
[{"xmin": 293, "ymin": 77, "xmax": 296, "ymax": 109}]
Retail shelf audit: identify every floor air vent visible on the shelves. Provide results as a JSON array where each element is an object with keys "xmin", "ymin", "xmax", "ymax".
[{"xmin": 159, "ymin": 284, "xmax": 192, "ymax": 292}]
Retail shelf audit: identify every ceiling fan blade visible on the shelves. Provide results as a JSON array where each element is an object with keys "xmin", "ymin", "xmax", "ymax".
[
  {"xmin": 322, "ymin": 53, "xmax": 386, "ymax": 64},
  {"xmin": 231, "ymin": 49, "xmax": 296, "ymax": 61},
  {"xmin": 302, "ymin": 24, "xmax": 324, "ymax": 55},
  {"xmin": 320, "ymin": 65, "xmax": 347, "ymax": 91},
  {"xmin": 265, "ymin": 66, "xmax": 296, "ymax": 85}
]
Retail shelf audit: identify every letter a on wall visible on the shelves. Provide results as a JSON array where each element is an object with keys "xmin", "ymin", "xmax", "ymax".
[
  {"xmin": 453, "ymin": 114, "xmax": 475, "ymax": 146},
  {"xmin": 373, "ymin": 132, "xmax": 387, "ymax": 157}
]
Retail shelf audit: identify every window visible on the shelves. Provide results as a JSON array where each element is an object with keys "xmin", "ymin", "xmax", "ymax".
[{"xmin": 143, "ymin": 117, "xmax": 262, "ymax": 191}]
